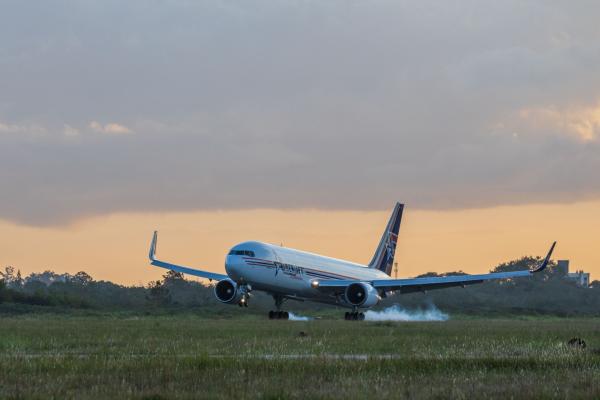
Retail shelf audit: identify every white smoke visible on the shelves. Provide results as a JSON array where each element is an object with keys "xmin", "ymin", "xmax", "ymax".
[
  {"xmin": 288, "ymin": 312, "xmax": 313, "ymax": 321},
  {"xmin": 365, "ymin": 304, "xmax": 449, "ymax": 322}
]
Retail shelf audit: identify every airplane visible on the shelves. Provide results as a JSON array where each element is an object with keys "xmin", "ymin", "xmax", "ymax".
[{"xmin": 148, "ymin": 202, "xmax": 556, "ymax": 320}]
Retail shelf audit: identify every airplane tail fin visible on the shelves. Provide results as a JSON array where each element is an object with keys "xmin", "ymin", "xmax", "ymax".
[{"xmin": 368, "ymin": 202, "xmax": 404, "ymax": 275}]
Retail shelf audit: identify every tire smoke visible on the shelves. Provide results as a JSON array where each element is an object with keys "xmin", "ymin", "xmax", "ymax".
[
  {"xmin": 288, "ymin": 312, "xmax": 313, "ymax": 321},
  {"xmin": 364, "ymin": 304, "xmax": 449, "ymax": 321}
]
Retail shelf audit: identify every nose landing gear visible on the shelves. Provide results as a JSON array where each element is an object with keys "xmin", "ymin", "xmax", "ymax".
[{"xmin": 237, "ymin": 285, "xmax": 251, "ymax": 307}]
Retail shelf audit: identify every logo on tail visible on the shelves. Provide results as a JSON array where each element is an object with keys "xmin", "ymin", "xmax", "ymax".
[{"xmin": 368, "ymin": 203, "xmax": 404, "ymax": 275}]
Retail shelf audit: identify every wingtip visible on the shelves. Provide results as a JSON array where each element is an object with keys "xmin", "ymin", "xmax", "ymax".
[
  {"xmin": 149, "ymin": 231, "xmax": 158, "ymax": 262},
  {"xmin": 530, "ymin": 241, "xmax": 557, "ymax": 273}
]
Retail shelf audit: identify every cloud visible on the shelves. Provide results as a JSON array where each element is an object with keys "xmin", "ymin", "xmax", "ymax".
[
  {"xmin": 0, "ymin": 121, "xmax": 45, "ymax": 135},
  {"xmin": 89, "ymin": 121, "xmax": 133, "ymax": 135},
  {"xmin": 1, "ymin": 1, "xmax": 600, "ymax": 225},
  {"xmin": 0, "ymin": 122, "xmax": 23, "ymax": 134},
  {"xmin": 104, "ymin": 123, "xmax": 133, "ymax": 135},
  {"xmin": 63, "ymin": 124, "xmax": 80, "ymax": 137},
  {"xmin": 88, "ymin": 121, "xmax": 102, "ymax": 132},
  {"xmin": 519, "ymin": 104, "xmax": 600, "ymax": 142}
]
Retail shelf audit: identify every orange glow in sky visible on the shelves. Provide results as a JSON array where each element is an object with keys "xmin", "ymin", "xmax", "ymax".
[{"xmin": 0, "ymin": 201, "xmax": 597, "ymax": 285}]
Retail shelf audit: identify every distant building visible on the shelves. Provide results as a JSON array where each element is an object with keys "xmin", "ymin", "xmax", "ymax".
[
  {"xmin": 567, "ymin": 270, "xmax": 590, "ymax": 287},
  {"xmin": 557, "ymin": 259, "xmax": 591, "ymax": 287},
  {"xmin": 556, "ymin": 260, "xmax": 569, "ymax": 277}
]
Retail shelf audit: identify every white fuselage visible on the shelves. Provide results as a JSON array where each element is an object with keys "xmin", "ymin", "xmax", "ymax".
[{"xmin": 225, "ymin": 241, "xmax": 389, "ymax": 306}]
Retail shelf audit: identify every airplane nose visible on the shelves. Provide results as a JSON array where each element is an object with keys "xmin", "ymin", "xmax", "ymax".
[{"xmin": 225, "ymin": 256, "xmax": 241, "ymax": 280}]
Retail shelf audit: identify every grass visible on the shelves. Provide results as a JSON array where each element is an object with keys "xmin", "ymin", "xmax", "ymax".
[{"xmin": 1, "ymin": 315, "xmax": 599, "ymax": 399}]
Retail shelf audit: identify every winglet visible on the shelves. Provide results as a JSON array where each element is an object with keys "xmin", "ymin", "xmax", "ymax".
[
  {"xmin": 530, "ymin": 241, "xmax": 557, "ymax": 273},
  {"xmin": 149, "ymin": 231, "xmax": 158, "ymax": 262}
]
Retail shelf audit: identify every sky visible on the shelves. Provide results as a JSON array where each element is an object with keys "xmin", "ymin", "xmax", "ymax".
[{"xmin": 1, "ymin": 1, "xmax": 599, "ymax": 284}]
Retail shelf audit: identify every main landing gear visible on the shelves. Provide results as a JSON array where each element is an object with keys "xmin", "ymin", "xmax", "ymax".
[
  {"xmin": 345, "ymin": 311, "xmax": 365, "ymax": 321},
  {"xmin": 269, "ymin": 311, "xmax": 290, "ymax": 320},
  {"xmin": 268, "ymin": 294, "xmax": 290, "ymax": 320}
]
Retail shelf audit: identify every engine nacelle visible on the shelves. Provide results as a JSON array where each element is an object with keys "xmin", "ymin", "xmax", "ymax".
[
  {"xmin": 345, "ymin": 282, "xmax": 380, "ymax": 308},
  {"xmin": 214, "ymin": 279, "xmax": 243, "ymax": 304}
]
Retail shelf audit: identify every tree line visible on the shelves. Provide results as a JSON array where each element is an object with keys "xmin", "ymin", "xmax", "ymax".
[{"xmin": 0, "ymin": 257, "xmax": 598, "ymax": 316}]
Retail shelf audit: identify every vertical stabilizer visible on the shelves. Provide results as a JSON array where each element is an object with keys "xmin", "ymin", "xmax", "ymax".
[{"xmin": 368, "ymin": 203, "xmax": 404, "ymax": 275}]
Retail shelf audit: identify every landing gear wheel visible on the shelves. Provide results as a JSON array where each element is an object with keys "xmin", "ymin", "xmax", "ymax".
[
  {"xmin": 344, "ymin": 311, "xmax": 365, "ymax": 321},
  {"xmin": 268, "ymin": 310, "xmax": 290, "ymax": 320},
  {"xmin": 269, "ymin": 295, "xmax": 290, "ymax": 320}
]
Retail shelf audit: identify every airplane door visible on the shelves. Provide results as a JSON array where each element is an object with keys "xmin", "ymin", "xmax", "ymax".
[{"xmin": 272, "ymin": 248, "xmax": 283, "ymax": 278}]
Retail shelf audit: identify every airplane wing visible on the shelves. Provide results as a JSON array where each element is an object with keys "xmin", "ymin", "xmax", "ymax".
[
  {"xmin": 148, "ymin": 231, "xmax": 228, "ymax": 282},
  {"xmin": 314, "ymin": 242, "xmax": 556, "ymax": 293}
]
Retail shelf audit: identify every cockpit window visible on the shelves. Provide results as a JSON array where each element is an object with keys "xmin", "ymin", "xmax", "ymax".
[{"xmin": 228, "ymin": 249, "xmax": 255, "ymax": 257}]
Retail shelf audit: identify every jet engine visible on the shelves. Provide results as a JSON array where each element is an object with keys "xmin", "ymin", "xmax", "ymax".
[
  {"xmin": 345, "ymin": 282, "xmax": 380, "ymax": 307},
  {"xmin": 214, "ymin": 279, "xmax": 243, "ymax": 304}
]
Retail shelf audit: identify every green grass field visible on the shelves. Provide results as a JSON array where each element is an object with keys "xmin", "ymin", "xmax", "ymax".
[{"xmin": 1, "ymin": 315, "xmax": 599, "ymax": 399}]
